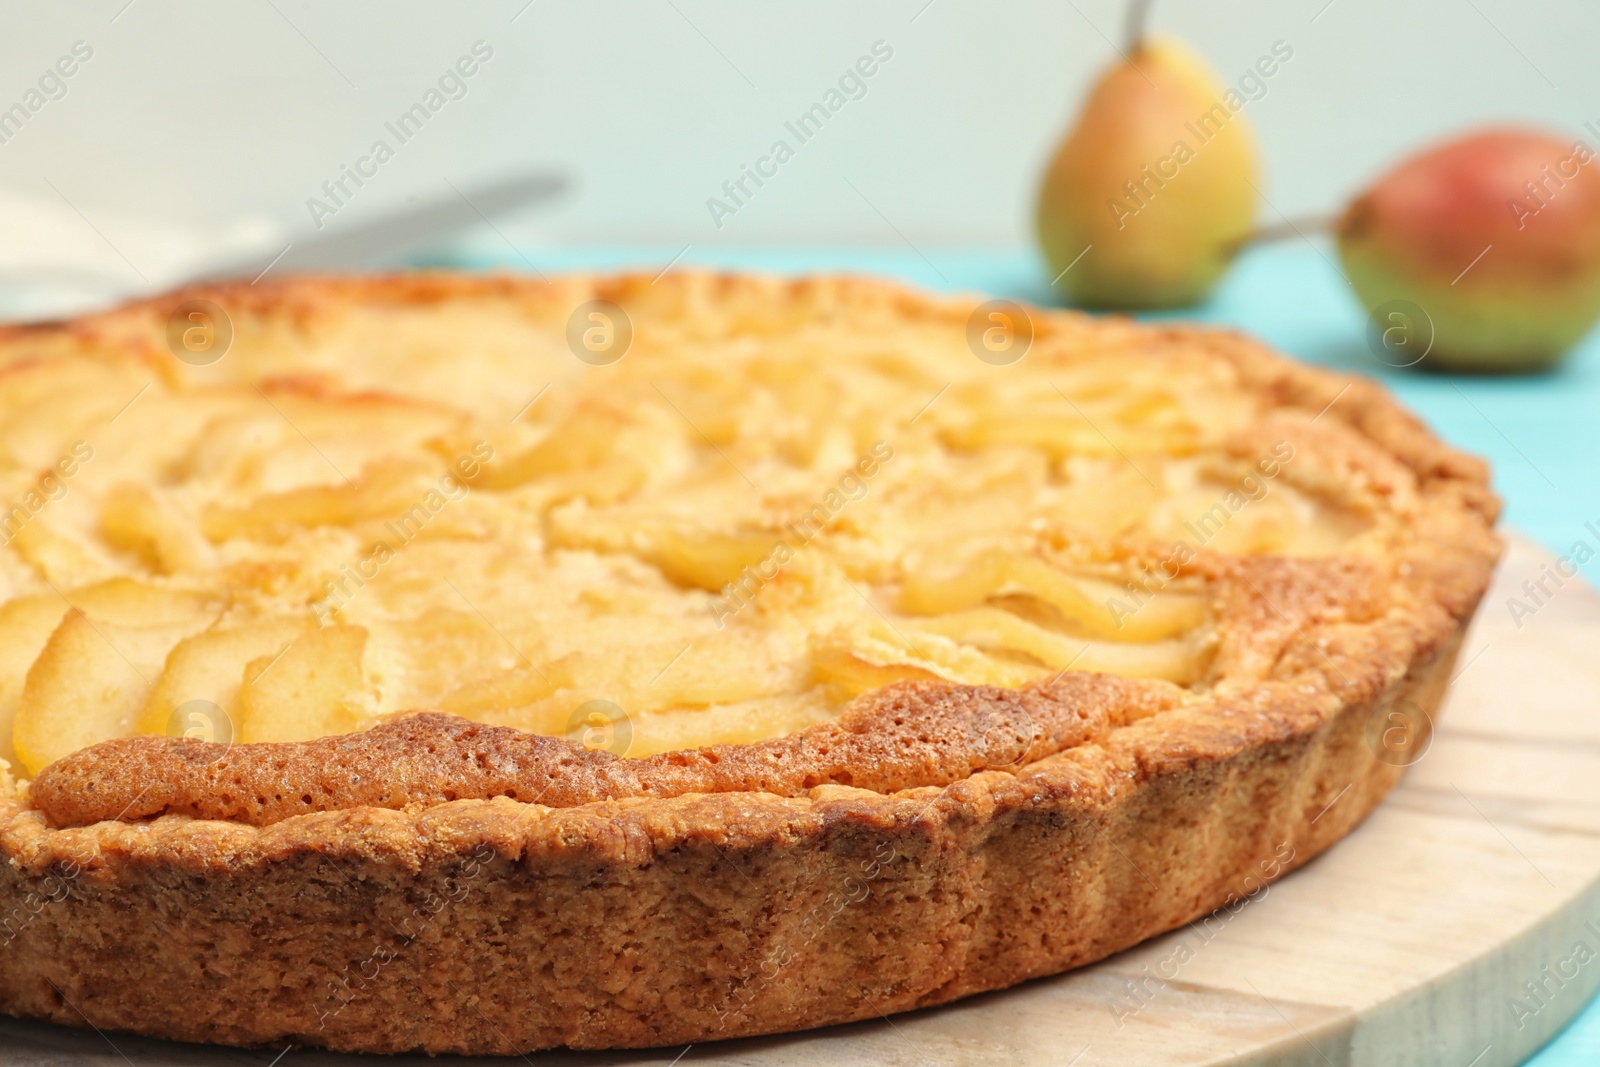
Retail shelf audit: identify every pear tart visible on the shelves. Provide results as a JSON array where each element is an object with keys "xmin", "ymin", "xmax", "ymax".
[{"xmin": 0, "ymin": 273, "xmax": 1497, "ymax": 1054}]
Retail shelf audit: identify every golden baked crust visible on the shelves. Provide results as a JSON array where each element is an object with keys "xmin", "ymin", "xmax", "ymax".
[
  {"xmin": 0, "ymin": 272, "xmax": 1498, "ymax": 1053},
  {"xmin": 29, "ymin": 674, "xmax": 1183, "ymax": 827}
]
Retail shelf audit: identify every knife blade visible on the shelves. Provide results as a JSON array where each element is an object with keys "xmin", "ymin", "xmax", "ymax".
[{"xmin": 190, "ymin": 170, "xmax": 568, "ymax": 282}]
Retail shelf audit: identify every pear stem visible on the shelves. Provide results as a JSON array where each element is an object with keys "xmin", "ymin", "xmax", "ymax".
[
  {"xmin": 1233, "ymin": 214, "xmax": 1339, "ymax": 252},
  {"xmin": 1124, "ymin": 0, "xmax": 1156, "ymax": 52}
]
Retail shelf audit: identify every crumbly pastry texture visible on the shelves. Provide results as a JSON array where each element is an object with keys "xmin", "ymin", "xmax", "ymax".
[{"xmin": 0, "ymin": 272, "xmax": 1498, "ymax": 1053}]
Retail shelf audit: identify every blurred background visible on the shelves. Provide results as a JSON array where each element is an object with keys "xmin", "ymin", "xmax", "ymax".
[{"xmin": 3, "ymin": 0, "xmax": 1595, "ymax": 259}]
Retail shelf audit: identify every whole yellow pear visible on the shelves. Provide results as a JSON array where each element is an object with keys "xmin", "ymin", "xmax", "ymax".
[{"xmin": 1036, "ymin": 37, "xmax": 1259, "ymax": 308}]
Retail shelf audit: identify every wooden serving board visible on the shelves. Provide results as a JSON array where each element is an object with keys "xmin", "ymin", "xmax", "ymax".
[{"xmin": 2, "ymin": 533, "xmax": 1597, "ymax": 1067}]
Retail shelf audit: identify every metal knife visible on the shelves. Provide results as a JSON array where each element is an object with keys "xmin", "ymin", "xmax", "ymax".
[{"xmin": 191, "ymin": 171, "xmax": 568, "ymax": 282}]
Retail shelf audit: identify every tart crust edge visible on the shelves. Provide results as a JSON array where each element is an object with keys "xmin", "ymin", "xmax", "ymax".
[{"xmin": 0, "ymin": 617, "xmax": 1466, "ymax": 1053}]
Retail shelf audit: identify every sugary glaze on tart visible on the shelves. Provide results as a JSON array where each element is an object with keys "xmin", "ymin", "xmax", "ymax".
[{"xmin": 0, "ymin": 273, "xmax": 1494, "ymax": 822}]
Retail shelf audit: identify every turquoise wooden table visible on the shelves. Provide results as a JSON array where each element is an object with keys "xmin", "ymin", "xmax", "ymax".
[{"xmin": 444, "ymin": 239, "xmax": 1600, "ymax": 1066}]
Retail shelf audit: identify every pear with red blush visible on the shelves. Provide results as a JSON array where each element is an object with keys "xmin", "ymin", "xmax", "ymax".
[{"xmin": 1338, "ymin": 128, "xmax": 1600, "ymax": 372}]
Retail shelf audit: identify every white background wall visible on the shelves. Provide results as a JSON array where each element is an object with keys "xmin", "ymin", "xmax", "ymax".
[{"xmin": 0, "ymin": 0, "xmax": 1594, "ymax": 265}]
